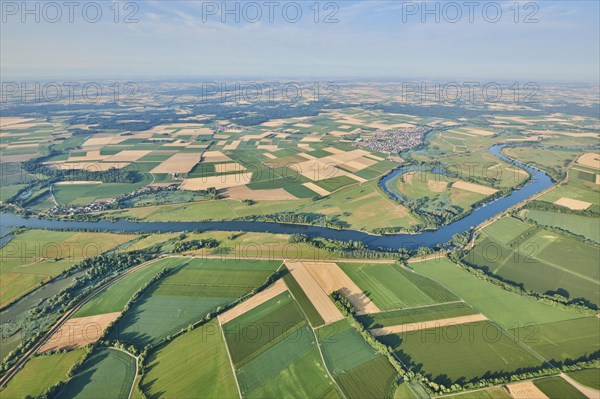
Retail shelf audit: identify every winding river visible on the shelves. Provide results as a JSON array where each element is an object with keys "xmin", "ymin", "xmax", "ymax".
[{"xmin": 0, "ymin": 145, "xmax": 554, "ymax": 251}]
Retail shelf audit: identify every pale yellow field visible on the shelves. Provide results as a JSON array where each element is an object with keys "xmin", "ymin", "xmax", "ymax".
[
  {"xmin": 462, "ymin": 127, "xmax": 495, "ymax": 136},
  {"xmin": 302, "ymin": 262, "xmax": 380, "ymax": 314},
  {"xmin": 452, "ymin": 180, "xmax": 498, "ymax": 195},
  {"xmin": 577, "ymin": 152, "xmax": 600, "ymax": 169},
  {"xmin": 0, "ymin": 117, "xmax": 35, "ymax": 127},
  {"xmin": 105, "ymin": 150, "xmax": 152, "ymax": 162},
  {"xmin": 303, "ymin": 182, "xmax": 331, "ymax": 196},
  {"xmin": 202, "ymin": 151, "xmax": 232, "ymax": 163},
  {"xmin": 54, "ymin": 181, "xmax": 102, "ymax": 185},
  {"xmin": 505, "ymin": 381, "xmax": 548, "ymax": 399},
  {"xmin": 285, "ymin": 262, "xmax": 344, "ymax": 324},
  {"xmin": 38, "ymin": 312, "xmax": 121, "ymax": 353},
  {"xmin": 554, "ymin": 197, "xmax": 592, "ymax": 210},
  {"xmin": 223, "ymin": 185, "xmax": 297, "ymax": 200},
  {"xmin": 299, "ymin": 136, "xmax": 322, "ymax": 143},
  {"xmin": 370, "ymin": 314, "xmax": 488, "ymax": 337},
  {"xmin": 218, "ymin": 279, "xmax": 287, "ymax": 324},
  {"xmin": 150, "ymin": 153, "xmax": 201, "ymax": 174},
  {"xmin": 261, "ymin": 120, "xmax": 284, "ymax": 127},
  {"xmin": 223, "ymin": 140, "xmax": 241, "ymax": 150}
]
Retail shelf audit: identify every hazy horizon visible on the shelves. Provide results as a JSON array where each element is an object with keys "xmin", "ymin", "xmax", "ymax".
[{"xmin": 2, "ymin": 0, "xmax": 599, "ymax": 81}]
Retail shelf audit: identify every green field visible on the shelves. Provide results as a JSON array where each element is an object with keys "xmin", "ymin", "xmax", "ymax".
[
  {"xmin": 53, "ymin": 176, "xmax": 153, "ymax": 206},
  {"xmin": 338, "ymin": 262, "xmax": 457, "ymax": 310},
  {"xmin": 357, "ymin": 302, "xmax": 477, "ymax": 329},
  {"xmin": 567, "ymin": 368, "xmax": 600, "ymax": 390},
  {"xmin": 236, "ymin": 324, "xmax": 340, "ymax": 399},
  {"xmin": 336, "ymin": 356, "xmax": 399, "ymax": 399},
  {"xmin": 60, "ymin": 348, "xmax": 136, "ymax": 399},
  {"xmin": 118, "ymin": 258, "xmax": 279, "ymax": 347},
  {"xmin": 379, "ymin": 321, "xmax": 543, "ymax": 385},
  {"xmin": 224, "ymin": 291, "xmax": 340, "ymax": 398},
  {"xmin": 0, "ymin": 349, "xmax": 86, "ymax": 398},
  {"xmin": 75, "ymin": 257, "xmax": 188, "ymax": 317},
  {"xmin": 393, "ymin": 382, "xmax": 420, "ymax": 399},
  {"xmin": 384, "ymin": 170, "xmax": 488, "ymax": 212},
  {"xmin": 533, "ymin": 376, "xmax": 587, "ymax": 399},
  {"xmin": 465, "ymin": 217, "xmax": 600, "ymax": 306},
  {"xmin": 317, "ymin": 319, "xmax": 398, "ymax": 398},
  {"xmin": 524, "ymin": 209, "xmax": 600, "ymax": 243},
  {"xmin": 223, "ymin": 291, "xmax": 306, "ymax": 367},
  {"xmin": 317, "ymin": 319, "xmax": 380, "ymax": 374},
  {"xmin": 0, "ymin": 230, "xmax": 137, "ymax": 308},
  {"xmin": 301, "ymin": 182, "xmax": 419, "ymax": 232},
  {"xmin": 510, "ymin": 317, "xmax": 600, "ymax": 364},
  {"xmin": 411, "ymin": 258, "xmax": 586, "ymax": 329},
  {"xmin": 540, "ymin": 167, "xmax": 600, "ymax": 211},
  {"xmin": 503, "ymin": 146, "xmax": 582, "ymax": 177},
  {"xmin": 141, "ymin": 319, "xmax": 238, "ymax": 399}
]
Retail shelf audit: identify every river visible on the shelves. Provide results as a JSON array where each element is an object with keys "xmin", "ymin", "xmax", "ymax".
[{"xmin": 0, "ymin": 145, "xmax": 554, "ymax": 251}]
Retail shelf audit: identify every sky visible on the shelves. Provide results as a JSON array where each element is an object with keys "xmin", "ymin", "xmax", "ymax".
[{"xmin": 1, "ymin": 0, "xmax": 599, "ymax": 81}]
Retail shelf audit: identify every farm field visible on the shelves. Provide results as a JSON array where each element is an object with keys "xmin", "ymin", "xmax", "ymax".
[
  {"xmin": 378, "ymin": 321, "xmax": 544, "ymax": 385},
  {"xmin": 567, "ymin": 368, "xmax": 600, "ymax": 390},
  {"xmin": 317, "ymin": 319, "xmax": 399, "ymax": 398},
  {"xmin": 59, "ymin": 348, "xmax": 136, "ymax": 399},
  {"xmin": 447, "ymin": 386, "xmax": 511, "ymax": 399},
  {"xmin": 74, "ymin": 257, "xmax": 188, "ymax": 317},
  {"xmin": 0, "ymin": 229, "xmax": 138, "ymax": 308},
  {"xmin": 338, "ymin": 262, "xmax": 457, "ymax": 310},
  {"xmin": 410, "ymin": 258, "xmax": 587, "ymax": 329},
  {"xmin": 383, "ymin": 169, "xmax": 490, "ymax": 213},
  {"xmin": 173, "ymin": 230, "xmax": 336, "ymax": 260},
  {"xmin": 393, "ymin": 382, "xmax": 421, "ymax": 399},
  {"xmin": 117, "ymin": 258, "xmax": 280, "ymax": 347},
  {"xmin": 465, "ymin": 216, "xmax": 600, "ymax": 306},
  {"xmin": 223, "ymin": 291, "xmax": 340, "ymax": 399},
  {"xmin": 503, "ymin": 146, "xmax": 582, "ymax": 177},
  {"xmin": 0, "ymin": 78, "xmax": 599, "ymax": 399},
  {"xmin": 282, "ymin": 271, "xmax": 326, "ymax": 327},
  {"xmin": 539, "ymin": 163, "xmax": 600, "ymax": 212},
  {"xmin": 301, "ymin": 181, "xmax": 420, "ymax": 231},
  {"xmin": 533, "ymin": 376, "xmax": 587, "ymax": 399},
  {"xmin": 509, "ymin": 317, "xmax": 600, "ymax": 364},
  {"xmin": 141, "ymin": 319, "xmax": 238, "ymax": 399},
  {"xmin": 411, "ymin": 132, "xmax": 530, "ymax": 189},
  {"xmin": 357, "ymin": 302, "xmax": 477, "ymax": 329},
  {"xmin": 0, "ymin": 349, "xmax": 86, "ymax": 398},
  {"xmin": 522, "ymin": 209, "xmax": 600, "ymax": 243}
]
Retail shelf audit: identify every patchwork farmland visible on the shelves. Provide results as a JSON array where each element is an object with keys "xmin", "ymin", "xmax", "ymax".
[{"xmin": 1, "ymin": 79, "xmax": 599, "ymax": 399}]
